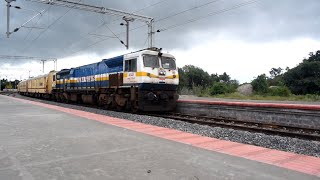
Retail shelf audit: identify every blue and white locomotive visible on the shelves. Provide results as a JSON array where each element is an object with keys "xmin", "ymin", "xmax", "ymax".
[{"xmin": 54, "ymin": 48, "xmax": 179, "ymax": 111}]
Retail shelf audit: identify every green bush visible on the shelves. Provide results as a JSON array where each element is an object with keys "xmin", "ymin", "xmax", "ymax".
[
  {"xmin": 283, "ymin": 50, "xmax": 320, "ymax": 95},
  {"xmin": 178, "ymin": 85, "xmax": 210, "ymax": 97},
  {"xmin": 268, "ymin": 86, "xmax": 291, "ymax": 97},
  {"xmin": 304, "ymin": 94, "xmax": 320, "ymax": 101},
  {"xmin": 226, "ymin": 82, "xmax": 239, "ymax": 93},
  {"xmin": 210, "ymin": 82, "xmax": 228, "ymax": 95},
  {"xmin": 252, "ymin": 74, "xmax": 269, "ymax": 94},
  {"xmin": 178, "ymin": 86, "xmax": 194, "ymax": 95},
  {"xmin": 192, "ymin": 85, "xmax": 204, "ymax": 96}
]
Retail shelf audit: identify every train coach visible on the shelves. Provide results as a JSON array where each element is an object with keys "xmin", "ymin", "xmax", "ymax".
[
  {"xmin": 18, "ymin": 48, "xmax": 180, "ymax": 111},
  {"xmin": 18, "ymin": 71, "xmax": 56, "ymax": 99}
]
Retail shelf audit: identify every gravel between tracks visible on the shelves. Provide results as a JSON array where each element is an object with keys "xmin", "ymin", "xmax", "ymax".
[{"xmin": 7, "ymin": 94, "xmax": 320, "ymax": 157}]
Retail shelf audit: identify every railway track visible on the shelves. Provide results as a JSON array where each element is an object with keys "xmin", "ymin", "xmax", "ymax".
[
  {"xmin": 3, "ymin": 93, "xmax": 320, "ymax": 141},
  {"xmin": 145, "ymin": 113, "xmax": 320, "ymax": 141}
]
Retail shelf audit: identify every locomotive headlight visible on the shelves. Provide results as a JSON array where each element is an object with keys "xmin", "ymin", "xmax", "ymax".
[{"xmin": 159, "ymin": 70, "xmax": 166, "ymax": 76}]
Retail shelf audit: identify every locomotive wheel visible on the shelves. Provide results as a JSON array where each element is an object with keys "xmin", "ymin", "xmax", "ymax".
[
  {"xmin": 131, "ymin": 106, "xmax": 139, "ymax": 113},
  {"xmin": 103, "ymin": 103, "xmax": 111, "ymax": 110},
  {"xmin": 131, "ymin": 101, "xmax": 139, "ymax": 113},
  {"xmin": 116, "ymin": 105, "xmax": 124, "ymax": 111}
]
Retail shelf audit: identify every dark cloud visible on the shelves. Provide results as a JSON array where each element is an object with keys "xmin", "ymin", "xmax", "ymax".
[{"xmin": 0, "ymin": 0, "xmax": 319, "ymax": 65}]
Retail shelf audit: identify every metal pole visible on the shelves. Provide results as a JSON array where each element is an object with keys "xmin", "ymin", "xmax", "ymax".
[
  {"xmin": 41, "ymin": 60, "xmax": 45, "ymax": 73},
  {"xmin": 6, "ymin": 2, "xmax": 10, "ymax": 38},
  {"xmin": 126, "ymin": 20, "xmax": 129, "ymax": 50},
  {"xmin": 122, "ymin": 17, "xmax": 133, "ymax": 49},
  {"xmin": 148, "ymin": 19, "xmax": 155, "ymax": 48},
  {"xmin": 53, "ymin": 59, "xmax": 57, "ymax": 71}
]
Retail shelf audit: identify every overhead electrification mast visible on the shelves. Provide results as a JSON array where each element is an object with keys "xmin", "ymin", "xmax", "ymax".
[
  {"xmin": 5, "ymin": 0, "xmax": 16, "ymax": 38},
  {"xmin": 0, "ymin": 55, "xmax": 58, "ymax": 72},
  {"xmin": 24, "ymin": 0, "xmax": 155, "ymax": 49}
]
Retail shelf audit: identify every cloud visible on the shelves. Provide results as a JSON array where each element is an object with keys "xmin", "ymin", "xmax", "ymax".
[
  {"xmin": 0, "ymin": 0, "xmax": 320, "ymax": 82},
  {"xmin": 172, "ymin": 37, "xmax": 320, "ymax": 83}
]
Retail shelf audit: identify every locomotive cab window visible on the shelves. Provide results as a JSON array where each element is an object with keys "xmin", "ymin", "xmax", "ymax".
[
  {"xmin": 161, "ymin": 57, "xmax": 176, "ymax": 70},
  {"xmin": 124, "ymin": 58, "xmax": 137, "ymax": 72},
  {"xmin": 53, "ymin": 75, "xmax": 56, "ymax": 81},
  {"xmin": 143, "ymin": 55, "xmax": 160, "ymax": 68}
]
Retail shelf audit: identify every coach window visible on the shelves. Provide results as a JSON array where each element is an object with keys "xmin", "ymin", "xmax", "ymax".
[
  {"xmin": 143, "ymin": 55, "xmax": 160, "ymax": 68},
  {"xmin": 124, "ymin": 58, "xmax": 137, "ymax": 72},
  {"xmin": 161, "ymin": 57, "xmax": 176, "ymax": 70}
]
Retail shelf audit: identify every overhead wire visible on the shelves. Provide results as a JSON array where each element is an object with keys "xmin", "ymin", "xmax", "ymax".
[
  {"xmin": 21, "ymin": 0, "xmax": 82, "ymax": 53},
  {"xmin": 158, "ymin": 0, "xmax": 259, "ymax": 32},
  {"xmin": 131, "ymin": 0, "xmax": 258, "ymax": 33},
  {"xmin": 23, "ymin": 6, "xmax": 52, "ymax": 41},
  {"xmin": 63, "ymin": 0, "xmax": 170, "ymax": 47},
  {"xmin": 93, "ymin": 0, "xmax": 170, "ymax": 32},
  {"xmin": 69, "ymin": 0, "xmax": 257, "ymax": 55},
  {"xmin": 65, "ymin": 0, "xmax": 169, "ymax": 56},
  {"xmin": 156, "ymin": 0, "xmax": 222, "ymax": 23},
  {"xmin": 71, "ymin": 0, "xmax": 169, "ymax": 46},
  {"xmin": 67, "ymin": 0, "xmax": 222, "ymax": 55},
  {"xmin": 103, "ymin": 23, "xmax": 125, "ymax": 48}
]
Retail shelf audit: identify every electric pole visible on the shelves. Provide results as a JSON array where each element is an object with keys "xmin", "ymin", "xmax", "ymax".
[
  {"xmin": 120, "ymin": 17, "xmax": 134, "ymax": 49},
  {"xmin": 5, "ymin": 0, "xmax": 16, "ymax": 38},
  {"xmin": 0, "ymin": 55, "xmax": 57, "ymax": 72},
  {"xmin": 40, "ymin": 60, "xmax": 46, "ymax": 73},
  {"xmin": 23, "ymin": 0, "xmax": 155, "ymax": 48}
]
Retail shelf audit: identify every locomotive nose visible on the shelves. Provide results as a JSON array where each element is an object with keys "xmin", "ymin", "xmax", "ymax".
[
  {"xmin": 160, "ymin": 93, "xmax": 169, "ymax": 101},
  {"xmin": 159, "ymin": 69, "xmax": 166, "ymax": 76},
  {"xmin": 146, "ymin": 92, "xmax": 157, "ymax": 101}
]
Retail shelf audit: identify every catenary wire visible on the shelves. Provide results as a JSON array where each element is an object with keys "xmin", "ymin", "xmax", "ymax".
[
  {"xmin": 67, "ymin": 0, "xmax": 224, "ymax": 55},
  {"xmin": 69, "ymin": 0, "xmax": 258, "ymax": 55},
  {"xmin": 159, "ymin": 0, "xmax": 259, "ymax": 32},
  {"xmin": 23, "ymin": 6, "xmax": 52, "ymax": 41},
  {"xmin": 21, "ymin": 0, "xmax": 82, "ymax": 53},
  {"xmin": 65, "ymin": 0, "xmax": 169, "ymax": 55},
  {"xmin": 64, "ymin": 0, "xmax": 169, "ymax": 56}
]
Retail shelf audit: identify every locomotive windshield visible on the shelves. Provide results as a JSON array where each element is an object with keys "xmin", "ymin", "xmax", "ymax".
[
  {"xmin": 161, "ymin": 57, "xmax": 176, "ymax": 70},
  {"xmin": 143, "ymin": 55, "xmax": 160, "ymax": 68}
]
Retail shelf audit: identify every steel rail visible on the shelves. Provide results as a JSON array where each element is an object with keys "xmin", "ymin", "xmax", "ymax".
[
  {"xmin": 3, "ymin": 92, "xmax": 319, "ymax": 141},
  {"xmin": 144, "ymin": 112, "xmax": 320, "ymax": 141}
]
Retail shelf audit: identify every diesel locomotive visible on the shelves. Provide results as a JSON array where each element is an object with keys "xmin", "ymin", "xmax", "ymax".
[{"xmin": 18, "ymin": 48, "xmax": 179, "ymax": 111}]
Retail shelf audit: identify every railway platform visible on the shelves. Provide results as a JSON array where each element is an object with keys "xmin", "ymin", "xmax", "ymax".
[
  {"xmin": 0, "ymin": 95, "xmax": 319, "ymax": 179},
  {"xmin": 178, "ymin": 95, "xmax": 320, "ymax": 110},
  {"xmin": 177, "ymin": 95, "xmax": 320, "ymax": 132}
]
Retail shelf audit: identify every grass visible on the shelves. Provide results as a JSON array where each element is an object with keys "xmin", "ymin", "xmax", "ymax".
[
  {"xmin": 210, "ymin": 92, "xmax": 320, "ymax": 102},
  {"xmin": 179, "ymin": 86, "xmax": 320, "ymax": 102}
]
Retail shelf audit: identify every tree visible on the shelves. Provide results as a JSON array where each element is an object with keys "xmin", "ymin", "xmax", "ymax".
[
  {"xmin": 1, "ymin": 79, "xmax": 7, "ymax": 91},
  {"xmin": 251, "ymin": 74, "xmax": 269, "ymax": 94},
  {"xmin": 210, "ymin": 73, "xmax": 219, "ymax": 84},
  {"xmin": 219, "ymin": 72, "xmax": 231, "ymax": 83},
  {"xmin": 283, "ymin": 50, "xmax": 320, "ymax": 95},
  {"xmin": 179, "ymin": 65, "xmax": 210, "ymax": 89},
  {"xmin": 178, "ymin": 67, "xmax": 188, "ymax": 90},
  {"xmin": 210, "ymin": 82, "xmax": 228, "ymax": 95},
  {"xmin": 5, "ymin": 82, "xmax": 13, "ymax": 89},
  {"xmin": 269, "ymin": 67, "xmax": 283, "ymax": 78}
]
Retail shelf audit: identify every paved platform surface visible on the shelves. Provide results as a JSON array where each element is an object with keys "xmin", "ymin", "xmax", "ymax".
[{"xmin": 0, "ymin": 95, "xmax": 319, "ymax": 180}]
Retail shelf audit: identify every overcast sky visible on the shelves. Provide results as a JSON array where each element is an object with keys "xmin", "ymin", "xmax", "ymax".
[{"xmin": 0, "ymin": 0, "xmax": 319, "ymax": 82}]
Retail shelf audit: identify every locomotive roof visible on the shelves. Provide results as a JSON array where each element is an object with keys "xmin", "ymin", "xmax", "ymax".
[{"xmin": 55, "ymin": 48, "xmax": 173, "ymax": 74}]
